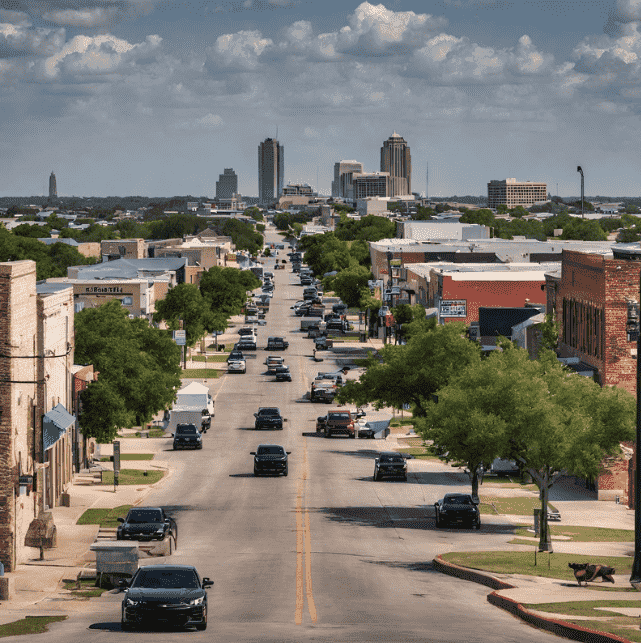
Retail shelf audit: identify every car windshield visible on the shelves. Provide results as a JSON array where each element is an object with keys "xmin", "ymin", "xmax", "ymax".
[
  {"xmin": 133, "ymin": 569, "xmax": 199, "ymax": 589},
  {"xmin": 259, "ymin": 408, "xmax": 280, "ymax": 416},
  {"xmin": 444, "ymin": 496, "xmax": 473, "ymax": 505},
  {"xmin": 257, "ymin": 446, "xmax": 285, "ymax": 455},
  {"xmin": 127, "ymin": 510, "xmax": 163, "ymax": 523},
  {"xmin": 329, "ymin": 413, "xmax": 350, "ymax": 420},
  {"xmin": 176, "ymin": 426, "xmax": 198, "ymax": 434},
  {"xmin": 380, "ymin": 455, "xmax": 403, "ymax": 463}
]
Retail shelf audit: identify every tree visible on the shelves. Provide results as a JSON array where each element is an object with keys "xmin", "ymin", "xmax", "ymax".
[
  {"xmin": 78, "ymin": 378, "xmax": 129, "ymax": 444},
  {"xmin": 617, "ymin": 228, "xmax": 641, "ymax": 243},
  {"xmin": 75, "ymin": 300, "xmax": 182, "ymax": 440},
  {"xmin": 153, "ymin": 283, "xmax": 213, "ymax": 347},
  {"xmin": 349, "ymin": 239, "xmax": 370, "ymax": 266},
  {"xmin": 459, "ymin": 209, "xmax": 495, "ymax": 227},
  {"xmin": 336, "ymin": 321, "xmax": 481, "ymax": 415},
  {"xmin": 199, "ymin": 266, "xmax": 260, "ymax": 318},
  {"xmin": 539, "ymin": 313, "xmax": 560, "ymax": 352},
  {"xmin": 325, "ymin": 266, "xmax": 372, "ymax": 308},
  {"xmin": 561, "ymin": 219, "xmax": 607, "ymax": 241},
  {"xmin": 420, "ymin": 347, "xmax": 635, "ymax": 550},
  {"xmin": 391, "ymin": 303, "xmax": 413, "ymax": 343}
]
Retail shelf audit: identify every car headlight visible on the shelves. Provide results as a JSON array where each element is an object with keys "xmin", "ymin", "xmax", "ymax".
[
  {"xmin": 125, "ymin": 598, "xmax": 140, "ymax": 606},
  {"xmin": 155, "ymin": 528, "xmax": 164, "ymax": 535},
  {"xmin": 188, "ymin": 596, "xmax": 205, "ymax": 606}
]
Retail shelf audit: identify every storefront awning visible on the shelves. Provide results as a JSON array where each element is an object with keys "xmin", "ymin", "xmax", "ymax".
[{"xmin": 43, "ymin": 404, "xmax": 75, "ymax": 451}]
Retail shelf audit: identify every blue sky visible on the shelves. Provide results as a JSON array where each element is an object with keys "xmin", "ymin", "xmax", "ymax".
[{"xmin": 2, "ymin": 0, "xmax": 640, "ymax": 198}]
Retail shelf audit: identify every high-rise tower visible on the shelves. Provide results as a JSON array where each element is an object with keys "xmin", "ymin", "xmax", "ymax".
[
  {"xmin": 216, "ymin": 168, "xmax": 238, "ymax": 200},
  {"xmin": 332, "ymin": 160, "xmax": 363, "ymax": 200},
  {"xmin": 258, "ymin": 138, "xmax": 284, "ymax": 206},
  {"xmin": 380, "ymin": 133, "xmax": 411, "ymax": 197},
  {"xmin": 48, "ymin": 171, "xmax": 57, "ymax": 198}
]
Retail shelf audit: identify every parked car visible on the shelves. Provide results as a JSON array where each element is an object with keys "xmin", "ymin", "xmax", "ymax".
[
  {"xmin": 434, "ymin": 493, "xmax": 481, "ymax": 529},
  {"xmin": 116, "ymin": 507, "xmax": 177, "ymax": 543},
  {"xmin": 315, "ymin": 372, "xmax": 344, "ymax": 386},
  {"xmin": 260, "ymin": 290, "xmax": 274, "ymax": 298},
  {"xmin": 238, "ymin": 327, "xmax": 258, "ymax": 338},
  {"xmin": 310, "ymin": 379, "xmax": 338, "ymax": 403},
  {"xmin": 120, "ymin": 564, "xmax": 213, "ymax": 631},
  {"xmin": 326, "ymin": 319, "xmax": 347, "ymax": 333},
  {"xmin": 267, "ymin": 336, "xmax": 289, "ymax": 350},
  {"xmin": 316, "ymin": 410, "xmax": 355, "ymax": 438},
  {"xmin": 251, "ymin": 444, "xmax": 290, "ymax": 476},
  {"xmin": 274, "ymin": 365, "xmax": 292, "ymax": 382},
  {"xmin": 228, "ymin": 359, "xmax": 246, "ymax": 374},
  {"xmin": 373, "ymin": 452, "xmax": 408, "ymax": 481},
  {"xmin": 333, "ymin": 302, "xmax": 347, "ymax": 314},
  {"xmin": 172, "ymin": 424, "xmax": 203, "ymax": 450},
  {"xmin": 254, "ymin": 407, "xmax": 285, "ymax": 430},
  {"xmin": 303, "ymin": 287, "xmax": 318, "ymax": 301}
]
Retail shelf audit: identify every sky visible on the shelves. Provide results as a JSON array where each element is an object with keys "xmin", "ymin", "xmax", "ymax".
[{"xmin": 2, "ymin": 0, "xmax": 641, "ymax": 198}]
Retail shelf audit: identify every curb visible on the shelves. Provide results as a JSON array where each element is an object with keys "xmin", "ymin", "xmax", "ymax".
[{"xmin": 432, "ymin": 555, "xmax": 632, "ymax": 643}]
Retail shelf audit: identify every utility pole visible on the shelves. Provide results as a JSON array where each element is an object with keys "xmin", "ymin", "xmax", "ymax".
[{"xmin": 577, "ymin": 166, "xmax": 584, "ymax": 218}]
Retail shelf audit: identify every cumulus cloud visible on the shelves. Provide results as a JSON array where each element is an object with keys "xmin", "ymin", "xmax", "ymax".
[
  {"xmin": 42, "ymin": 7, "xmax": 122, "ymax": 28},
  {"xmin": 206, "ymin": 30, "xmax": 273, "ymax": 70},
  {"xmin": 0, "ymin": 23, "xmax": 65, "ymax": 58},
  {"xmin": 0, "ymin": 9, "xmax": 31, "ymax": 26}
]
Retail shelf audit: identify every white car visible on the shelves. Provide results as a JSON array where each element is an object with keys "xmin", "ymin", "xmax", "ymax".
[
  {"xmin": 260, "ymin": 290, "xmax": 274, "ymax": 299},
  {"xmin": 245, "ymin": 316, "xmax": 267, "ymax": 326},
  {"xmin": 228, "ymin": 359, "xmax": 246, "ymax": 374}
]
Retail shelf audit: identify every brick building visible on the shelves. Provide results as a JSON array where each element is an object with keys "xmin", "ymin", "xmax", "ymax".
[{"xmin": 100, "ymin": 238, "xmax": 146, "ymax": 261}]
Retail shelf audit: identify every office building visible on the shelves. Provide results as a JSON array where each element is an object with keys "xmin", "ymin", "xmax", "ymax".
[
  {"xmin": 488, "ymin": 179, "xmax": 548, "ymax": 209},
  {"xmin": 332, "ymin": 160, "xmax": 363, "ymax": 200},
  {"xmin": 380, "ymin": 133, "xmax": 411, "ymax": 197},
  {"xmin": 49, "ymin": 171, "xmax": 57, "ymax": 198},
  {"xmin": 216, "ymin": 168, "xmax": 238, "ymax": 200},
  {"xmin": 258, "ymin": 138, "xmax": 284, "ymax": 205},
  {"xmin": 352, "ymin": 172, "xmax": 390, "ymax": 199}
]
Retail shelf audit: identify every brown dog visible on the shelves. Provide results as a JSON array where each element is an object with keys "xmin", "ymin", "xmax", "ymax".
[{"xmin": 568, "ymin": 562, "xmax": 615, "ymax": 586}]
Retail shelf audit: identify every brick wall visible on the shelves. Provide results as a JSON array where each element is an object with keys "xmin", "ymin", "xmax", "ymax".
[{"xmin": 597, "ymin": 442, "xmax": 633, "ymax": 503}]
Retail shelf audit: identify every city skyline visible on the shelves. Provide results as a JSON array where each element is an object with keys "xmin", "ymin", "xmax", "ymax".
[{"xmin": 2, "ymin": 1, "xmax": 641, "ymax": 198}]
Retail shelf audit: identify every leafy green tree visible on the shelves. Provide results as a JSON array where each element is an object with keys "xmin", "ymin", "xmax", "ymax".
[
  {"xmin": 12, "ymin": 224, "xmax": 50, "ymax": 238},
  {"xmin": 263, "ymin": 247, "xmax": 271, "ymax": 257},
  {"xmin": 496, "ymin": 204, "xmax": 509, "ymax": 215},
  {"xmin": 78, "ymin": 378, "xmax": 129, "ymax": 444},
  {"xmin": 539, "ymin": 313, "xmax": 560, "ymax": 352},
  {"xmin": 509, "ymin": 205, "xmax": 529, "ymax": 218},
  {"xmin": 391, "ymin": 303, "xmax": 413, "ymax": 343},
  {"xmin": 153, "ymin": 283, "xmax": 213, "ymax": 347},
  {"xmin": 302, "ymin": 234, "xmax": 351, "ymax": 275},
  {"xmin": 244, "ymin": 207, "xmax": 262, "ymax": 221},
  {"xmin": 199, "ymin": 266, "xmax": 260, "ymax": 318},
  {"xmin": 411, "ymin": 206, "xmax": 435, "ymax": 220},
  {"xmin": 459, "ymin": 209, "xmax": 495, "ymax": 227},
  {"xmin": 75, "ymin": 300, "xmax": 182, "ymax": 439},
  {"xmin": 617, "ymin": 228, "xmax": 641, "ymax": 243},
  {"xmin": 561, "ymin": 219, "xmax": 607, "ymax": 241},
  {"xmin": 336, "ymin": 321, "xmax": 481, "ymax": 414},
  {"xmin": 348, "ymin": 239, "xmax": 371, "ymax": 266},
  {"xmin": 325, "ymin": 266, "xmax": 372, "ymax": 308},
  {"xmin": 334, "ymin": 215, "xmax": 395, "ymax": 242}
]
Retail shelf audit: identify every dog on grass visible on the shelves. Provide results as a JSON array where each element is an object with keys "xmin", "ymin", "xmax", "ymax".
[{"xmin": 568, "ymin": 562, "xmax": 616, "ymax": 586}]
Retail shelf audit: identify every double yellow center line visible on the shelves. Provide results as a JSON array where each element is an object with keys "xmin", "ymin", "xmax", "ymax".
[{"xmin": 295, "ymin": 439, "xmax": 317, "ymax": 625}]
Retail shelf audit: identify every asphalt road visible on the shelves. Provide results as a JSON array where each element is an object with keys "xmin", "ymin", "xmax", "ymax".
[{"xmin": 44, "ymin": 230, "xmax": 563, "ymax": 642}]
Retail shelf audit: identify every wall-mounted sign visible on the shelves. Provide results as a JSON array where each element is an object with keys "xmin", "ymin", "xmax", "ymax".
[
  {"xmin": 85, "ymin": 286, "xmax": 124, "ymax": 294},
  {"xmin": 439, "ymin": 300, "xmax": 467, "ymax": 318},
  {"xmin": 173, "ymin": 330, "xmax": 187, "ymax": 345}
]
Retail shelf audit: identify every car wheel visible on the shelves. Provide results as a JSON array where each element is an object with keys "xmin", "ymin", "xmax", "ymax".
[
  {"xmin": 195, "ymin": 607, "xmax": 207, "ymax": 631},
  {"xmin": 283, "ymin": 466, "xmax": 288, "ymax": 477},
  {"xmin": 254, "ymin": 468, "xmax": 260, "ymax": 477},
  {"xmin": 475, "ymin": 520, "xmax": 481, "ymax": 530},
  {"xmin": 324, "ymin": 429, "xmax": 330, "ymax": 438}
]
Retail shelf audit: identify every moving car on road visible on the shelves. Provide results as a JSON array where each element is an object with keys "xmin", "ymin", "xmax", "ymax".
[
  {"xmin": 172, "ymin": 423, "xmax": 203, "ymax": 450},
  {"xmin": 266, "ymin": 336, "xmax": 289, "ymax": 350},
  {"xmin": 251, "ymin": 444, "xmax": 290, "ymax": 476},
  {"xmin": 228, "ymin": 349, "xmax": 245, "ymax": 363},
  {"xmin": 228, "ymin": 358, "xmax": 246, "ymax": 374},
  {"xmin": 316, "ymin": 409, "xmax": 355, "ymax": 438},
  {"xmin": 254, "ymin": 407, "xmax": 285, "ymax": 429},
  {"xmin": 117, "ymin": 507, "xmax": 177, "ymax": 543},
  {"xmin": 273, "ymin": 365, "xmax": 292, "ymax": 381},
  {"xmin": 265, "ymin": 355, "xmax": 285, "ymax": 372},
  {"xmin": 373, "ymin": 452, "xmax": 407, "ymax": 481},
  {"xmin": 121, "ymin": 564, "xmax": 213, "ymax": 631},
  {"xmin": 434, "ymin": 493, "xmax": 481, "ymax": 529}
]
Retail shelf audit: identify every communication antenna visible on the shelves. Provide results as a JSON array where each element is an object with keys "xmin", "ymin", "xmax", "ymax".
[
  {"xmin": 426, "ymin": 161, "xmax": 429, "ymax": 200},
  {"xmin": 276, "ymin": 125, "xmax": 278, "ymax": 141}
]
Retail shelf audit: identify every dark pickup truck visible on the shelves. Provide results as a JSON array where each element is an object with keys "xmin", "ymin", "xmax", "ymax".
[
  {"xmin": 266, "ymin": 337, "xmax": 289, "ymax": 350},
  {"xmin": 117, "ymin": 507, "xmax": 178, "ymax": 544}
]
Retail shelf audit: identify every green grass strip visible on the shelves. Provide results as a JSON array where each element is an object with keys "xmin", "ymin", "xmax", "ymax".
[
  {"xmin": 0, "ymin": 616, "xmax": 68, "ymax": 637},
  {"xmin": 192, "ymin": 355, "xmax": 228, "ymax": 362},
  {"xmin": 181, "ymin": 369, "xmax": 219, "ymax": 378},
  {"xmin": 478, "ymin": 496, "xmax": 558, "ymax": 516},
  {"xmin": 514, "ymin": 525, "xmax": 634, "ymax": 542},
  {"xmin": 100, "ymin": 453, "xmax": 154, "ymax": 461},
  {"xmin": 101, "ymin": 469, "xmax": 164, "ymax": 486},
  {"xmin": 77, "ymin": 505, "xmax": 132, "ymax": 527},
  {"xmin": 440, "ymin": 551, "xmax": 632, "ymax": 580},
  {"xmin": 525, "ymin": 599, "xmax": 640, "ymax": 617}
]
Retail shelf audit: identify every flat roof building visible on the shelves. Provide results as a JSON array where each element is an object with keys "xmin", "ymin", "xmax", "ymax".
[
  {"xmin": 353, "ymin": 172, "xmax": 390, "ymax": 199},
  {"xmin": 488, "ymin": 179, "xmax": 547, "ymax": 209}
]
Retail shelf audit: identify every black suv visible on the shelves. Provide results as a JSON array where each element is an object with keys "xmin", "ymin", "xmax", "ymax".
[
  {"xmin": 434, "ymin": 493, "xmax": 481, "ymax": 529},
  {"xmin": 373, "ymin": 452, "xmax": 408, "ymax": 481},
  {"xmin": 266, "ymin": 337, "xmax": 289, "ymax": 350},
  {"xmin": 251, "ymin": 444, "xmax": 290, "ymax": 476},
  {"xmin": 254, "ymin": 407, "xmax": 285, "ymax": 429},
  {"xmin": 117, "ymin": 507, "xmax": 177, "ymax": 543},
  {"xmin": 173, "ymin": 423, "xmax": 203, "ymax": 450}
]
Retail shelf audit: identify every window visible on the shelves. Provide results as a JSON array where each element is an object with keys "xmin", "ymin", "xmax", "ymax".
[{"xmin": 121, "ymin": 296, "xmax": 133, "ymax": 306}]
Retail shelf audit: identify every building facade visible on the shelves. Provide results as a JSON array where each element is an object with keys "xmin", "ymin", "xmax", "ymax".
[
  {"xmin": 332, "ymin": 160, "xmax": 363, "ymax": 200},
  {"xmin": 353, "ymin": 172, "xmax": 390, "ymax": 199},
  {"xmin": 48, "ymin": 172, "xmax": 57, "ymax": 198},
  {"xmin": 487, "ymin": 179, "xmax": 548, "ymax": 209},
  {"xmin": 215, "ymin": 169, "xmax": 238, "ymax": 200},
  {"xmin": 258, "ymin": 138, "xmax": 284, "ymax": 205},
  {"xmin": 380, "ymin": 133, "xmax": 411, "ymax": 197}
]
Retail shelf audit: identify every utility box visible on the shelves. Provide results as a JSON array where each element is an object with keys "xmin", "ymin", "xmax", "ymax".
[{"xmin": 90, "ymin": 541, "xmax": 139, "ymax": 579}]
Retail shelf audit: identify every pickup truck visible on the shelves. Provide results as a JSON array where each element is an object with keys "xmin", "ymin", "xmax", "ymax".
[
  {"xmin": 117, "ymin": 507, "xmax": 178, "ymax": 545},
  {"xmin": 310, "ymin": 380, "xmax": 338, "ymax": 403},
  {"xmin": 266, "ymin": 337, "xmax": 289, "ymax": 350},
  {"xmin": 316, "ymin": 410, "xmax": 355, "ymax": 438}
]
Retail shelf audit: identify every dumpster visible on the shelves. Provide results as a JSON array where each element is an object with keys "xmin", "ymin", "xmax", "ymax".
[{"xmin": 90, "ymin": 541, "xmax": 139, "ymax": 586}]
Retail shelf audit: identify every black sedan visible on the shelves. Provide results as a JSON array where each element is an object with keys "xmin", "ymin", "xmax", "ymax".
[
  {"xmin": 274, "ymin": 365, "xmax": 292, "ymax": 382},
  {"xmin": 254, "ymin": 407, "xmax": 285, "ymax": 429},
  {"xmin": 121, "ymin": 564, "xmax": 213, "ymax": 631},
  {"xmin": 434, "ymin": 493, "xmax": 481, "ymax": 529},
  {"xmin": 373, "ymin": 452, "xmax": 407, "ymax": 481},
  {"xmin": 251, "ymin": 444, "xmax": 290, "ymax": 476},
  {"xmin": 116, "ymin": 507, "xmax": 177, "ymax": 543}
]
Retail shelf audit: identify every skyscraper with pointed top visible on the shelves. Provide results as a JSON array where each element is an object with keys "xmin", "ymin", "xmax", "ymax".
[
  {"xmin": 48, "ymin": 171, "xmax": 57, "ymax": 198},
  {"xmin": 380, "ymin": 133, "xmax": 411, "ymax": 197}
]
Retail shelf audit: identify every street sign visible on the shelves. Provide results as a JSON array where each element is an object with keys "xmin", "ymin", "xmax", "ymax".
[{"xmin": 173, "ymin": 330, "xmax": 187, "ymax": 345}]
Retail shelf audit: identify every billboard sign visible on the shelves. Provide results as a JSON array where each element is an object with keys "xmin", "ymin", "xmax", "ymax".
[{"xmin": 439, "ymin": 300, "xmax": 467, "ymax": 318}]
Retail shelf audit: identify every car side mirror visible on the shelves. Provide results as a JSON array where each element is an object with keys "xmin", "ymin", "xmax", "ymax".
[
  {"xmin": 117, "ymin": 517, "xmax": 125, "ymax": 523},
  {"xmin": 254, "ymin": 413, "xmax": 258, "ymax": 417},
  {"xmin": 118, "ymin": 578, "xmax": 130, "ymax": 588},
  {"xmin": 250, "ymin": 451, "xmax": 256, "ymax": 455},
  {"xmin": 284, "ymin": 419, "xmax": 288, "ymax": 422},
  {"xmin": 202, "ymin": 578, "xmax": 214, "ymax": 588},
  {"xmin": 286, "ymin": 451, "xmax": 291, "ymax": 455}
]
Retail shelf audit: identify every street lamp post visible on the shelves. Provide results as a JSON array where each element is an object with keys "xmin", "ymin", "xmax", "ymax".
[{"xmin": 577, "ymin": 166, "xmax": 584, "ymax": 218}]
